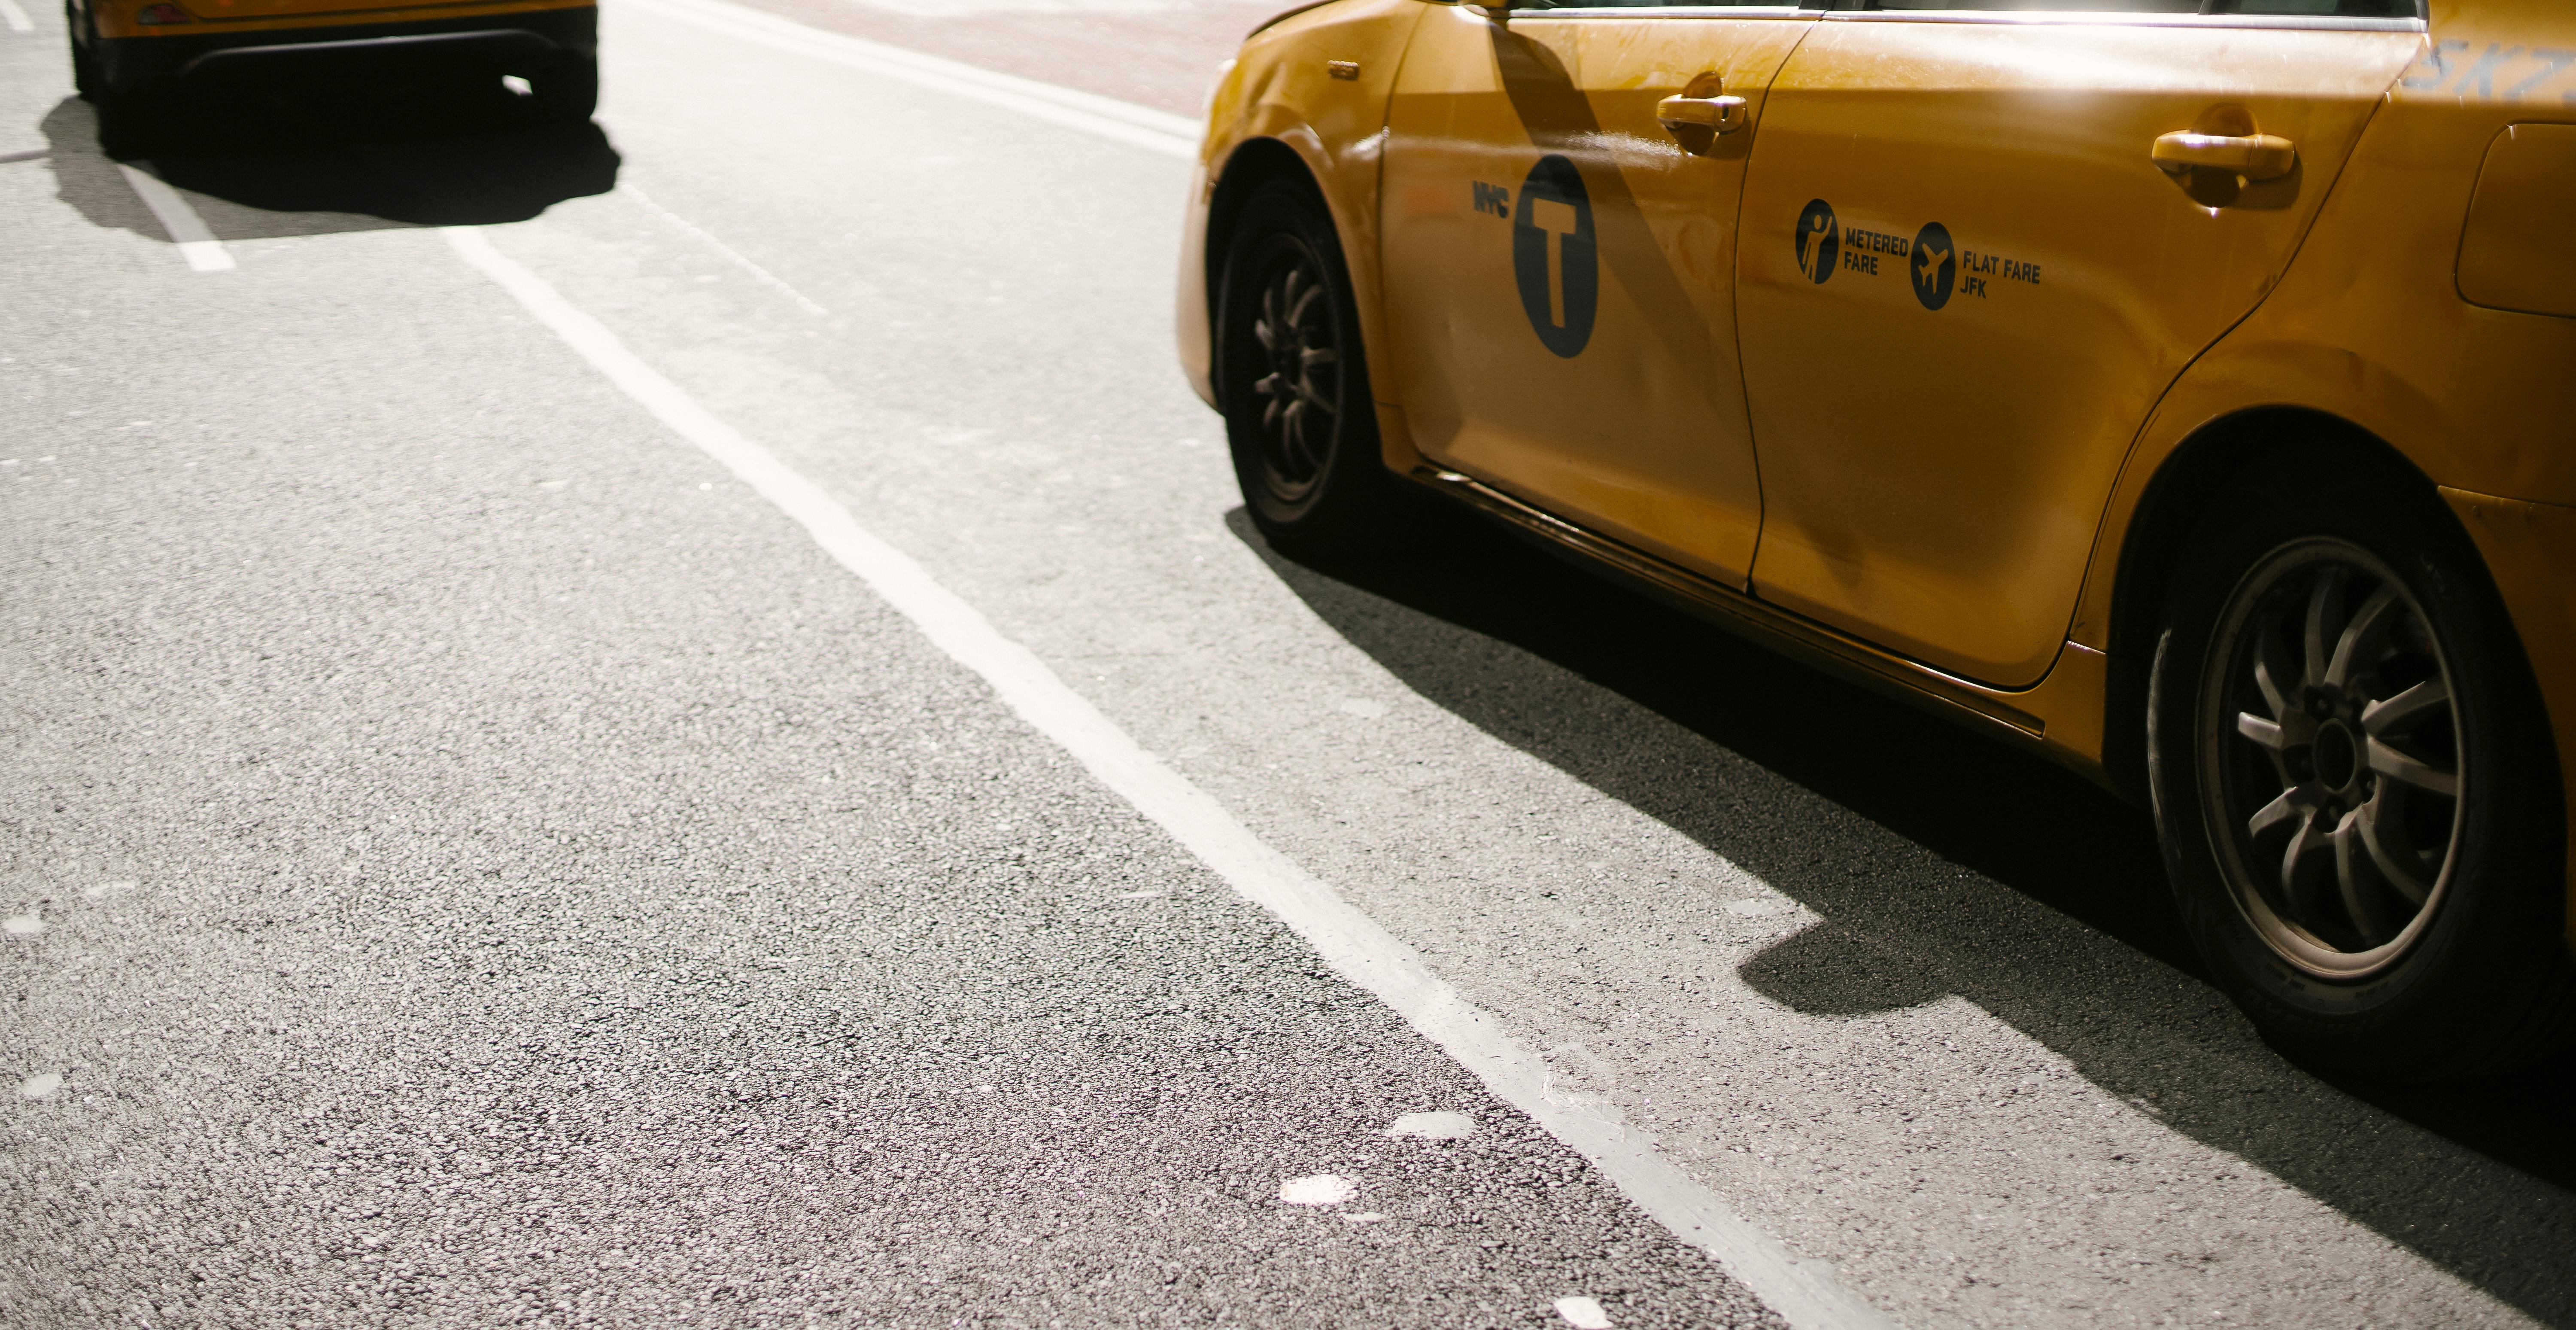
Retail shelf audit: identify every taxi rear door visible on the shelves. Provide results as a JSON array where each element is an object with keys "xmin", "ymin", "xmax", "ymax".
[
  {"xmin": 1379, "ymin": 0, "xmax": 1817, "ymax": 588},
  {"xmin": 1734, "ymin": 0, "xmax": 2423, "ymax": 686}
]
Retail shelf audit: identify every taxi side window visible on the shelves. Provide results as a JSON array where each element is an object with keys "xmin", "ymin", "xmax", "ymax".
[{"xmin": 1841, "ymin": 0, "xmax": 2195, "ymax": 9}]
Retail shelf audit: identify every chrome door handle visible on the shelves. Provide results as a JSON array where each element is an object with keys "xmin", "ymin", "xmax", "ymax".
[
  {"xmin": 2152, "ymin": 131, "xmax": 2297, "ymax": 180},
  {"xmin": 1656, "ymin": 94, "xmax": 1747, "ymax": 137}
]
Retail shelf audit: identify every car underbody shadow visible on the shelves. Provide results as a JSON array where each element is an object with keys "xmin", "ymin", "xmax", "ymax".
[
  {"xmin": 1227, "ymin": 491, "xmax": 2576, "ymax": 1325},
  {"xmin": 39, "ymin": 73, "xmax": 616, "ymax": 243}
]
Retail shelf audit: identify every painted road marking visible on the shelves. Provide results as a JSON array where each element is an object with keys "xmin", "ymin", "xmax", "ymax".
[
  {"xmin": 617, "ymin": 180, "xmax": 829, "ymax": 317},
  {"xmin": 0, "ymin": 0, "xmax": 34, "ymax": 34},
  {"xmin": 117, "ymin": 165, "xmax": 235, "ymax": 271},
  {"xmin": 1387, "ymin": 1110, "xmax": 1478, "ymax": 1140},
  {"xmin": 1556, "ymin": 1295, "xmax": 1616, "ymax": 1329},
  {"xmin": 1278, "ymin": 1174, "xmax": 1358, "ymax": 1206},
  {"xmin": 615, "ymin": 0, "xmax": 1197, "ymax": 159},
  {"xmin": 441, "ymin": 224, "xmax": 1899, "ymax": 1330}
]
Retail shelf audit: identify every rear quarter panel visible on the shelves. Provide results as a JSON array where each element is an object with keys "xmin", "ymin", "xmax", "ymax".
[{"xmin": 2072, "ymin": 0, "xmax": 2576, "ymax": 938}]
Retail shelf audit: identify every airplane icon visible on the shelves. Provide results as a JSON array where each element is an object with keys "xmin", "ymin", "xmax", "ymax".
[{"xmin": 1915, "ymin": 242, "xmax": 1950, "ymax": 287}]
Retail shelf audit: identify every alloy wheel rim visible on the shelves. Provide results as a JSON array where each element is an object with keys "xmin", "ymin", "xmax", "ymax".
[
  {"xmin": 2199, "ymin": 538, "xmax": 2466, "ymax": 980},
  {"xmin": 1245, "ymin": 243, "xmax": 1339, "ymax": 503}
]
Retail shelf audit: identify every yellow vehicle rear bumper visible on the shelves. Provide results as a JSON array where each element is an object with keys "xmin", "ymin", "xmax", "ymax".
[
  {"xmin": 91, "ymin": 0, "xmax": 589, "ymax": 40},
  {"xmin": 82, "ymin": 0, "xmax": 591, "ymax": 91}
]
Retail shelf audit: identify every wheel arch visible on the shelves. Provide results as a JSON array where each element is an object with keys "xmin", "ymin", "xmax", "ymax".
[
  {"xmin": 1180, "ymin": 0, "xmax": 1426, "ymax": 439},
  {"xmin": 2097, "ymin": 407, "xmax": 2469, "ymax": 796},
  {"xmin": 1203, "ymin": 136, "xmax": 1323, "ymax": 380},
  {"xmin": 1198, "ymin": 137, "xmax": 1335, "ymax": 421}
]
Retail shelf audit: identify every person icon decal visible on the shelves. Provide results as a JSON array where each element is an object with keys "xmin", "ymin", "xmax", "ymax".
[{"xmin": 1794, "ymin": 200, "xmax": 1839, "ymax": 285}]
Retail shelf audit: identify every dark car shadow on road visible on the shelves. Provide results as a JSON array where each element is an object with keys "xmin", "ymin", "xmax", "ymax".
[
  {"xmin": 39, "ymin": 77, "xmax": 617, "ymax": 244},
  {"xmin": 1227, "ymin": 495, "xmax": 2576, "ymax": 1325}
]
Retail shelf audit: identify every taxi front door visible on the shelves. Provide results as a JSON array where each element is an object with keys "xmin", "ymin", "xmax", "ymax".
[
  {"xmin": 1379, "ymin": 1, "xmax": 1817, "ymax": 588},
  {"xmin": 1734, "ymin": 4, "xmax": 2421, "ymax": 686}
]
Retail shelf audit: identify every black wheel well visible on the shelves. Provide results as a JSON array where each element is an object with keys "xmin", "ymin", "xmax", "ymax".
[
  {"xmin": 2100, "ymin": 407, "xmax": 2452, "ymax": 799},
  {"xmin": 1203, "ymin": 139, "xmax": 1323, "ymax": 393}
]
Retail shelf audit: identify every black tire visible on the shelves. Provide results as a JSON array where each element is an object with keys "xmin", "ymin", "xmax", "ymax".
[
  {"xmin": 528, "ymin": 51, "xmax": 598, "ymax": 124},
  {"xmin": 2148, "ymin": 446, "xmax": 2573, "ymax": 1080},
  {"xmin": 95, "ymin": 85, "xmax": 158, "ymax": 159},
  {"xmin": 1215, "ymin": 176, "xmax": 1387, "ymax": 557},
  {"xmin": 68, "ymin": 3, "xmax": 98, "ymax": 101}
]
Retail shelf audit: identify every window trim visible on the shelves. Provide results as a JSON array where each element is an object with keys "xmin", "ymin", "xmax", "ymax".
[
  {"xmin": 1497, "ymin": 4, "xmax": 1815, "ymax": 18},
  {"xmin": 1497, "ymin": 1, "xmax": 2423, "ymax": 30},
  {"xmin": 1819, "ymin": 7, "xmax": 2423, "ymax": 33}
]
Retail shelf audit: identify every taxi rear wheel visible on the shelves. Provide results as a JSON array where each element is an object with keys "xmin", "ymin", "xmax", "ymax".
[
  {"xmin": 1216, "ymin": 177, "xmax": 1385, "ymax": 557},
  {"xmin": 67, "ymin": 3, "xmax": 98, "ymax": 100},
  {"xmin": 94, "ymin": 86, "xmax": 160, "ymax": 160},
  {"xmin": 2148, "ymin": 450, "xmax": 2572, "ymax": 1080}
]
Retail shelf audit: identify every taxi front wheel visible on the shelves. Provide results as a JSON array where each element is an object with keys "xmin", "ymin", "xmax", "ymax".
[
  {"xmin": 527, "ymin": 51, "xmax": 598, "ymax": 124},
  {"xmin": 2149, "ymin": 450, "xmax": 2573, "ymax": 1080},
  {"xmin": 1215, "ymin": 177, "xmax": 1386, "ymax": 557}
]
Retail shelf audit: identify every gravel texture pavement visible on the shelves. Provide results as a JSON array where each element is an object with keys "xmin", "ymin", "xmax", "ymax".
[{"xmin": 3, "ymin": 2, "xmax": 2572, "ymax": 1327}]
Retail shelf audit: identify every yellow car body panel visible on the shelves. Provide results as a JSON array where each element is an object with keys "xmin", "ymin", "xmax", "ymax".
[
  {"xmin": 89, "ymin": 0, "xmax": 586, "ymax": 41},
  {"xmin": 1184, "ymin": 0, "xmax": 2576, "ymax": 950},
  {"xmin": 1737, "ymin": 17, "xmax": 2417, "ymax": 686},
  {"xmin": 1379, "ymin": 6, "xmax": 1810, "ymax": 587}
]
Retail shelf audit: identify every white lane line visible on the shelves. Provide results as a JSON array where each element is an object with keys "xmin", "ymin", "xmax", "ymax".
[
  {"xmin": 1277, "ymin": 1174, "xmax": 1358, "ymax": 1206},
  {"xmin": 617, "ymin": 180, "xmax": 829, "ymax": 317},
  {"xmin": 1555, "ymin": 1297, "xmax": 1616, "ymax": 1330},
  {"xmin": 0, "ymin": 0, "xmax": 33, "ymax": 34},
  {"xmin": 441, "ymin": 225, "xmax": 1898, "ymax": 1330},
  {"xmin": 116, "ymin": 165, "xmax": 235, "ymax": 271},
  {"xmin": 614, "ymin": 0, "xmax": 1199, "ymax": 159}
]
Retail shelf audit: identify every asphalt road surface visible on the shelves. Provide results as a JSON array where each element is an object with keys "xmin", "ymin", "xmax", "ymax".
[{"xmin": 4, "ymin": 2, "xmax": 2573, "ymax": 1327}]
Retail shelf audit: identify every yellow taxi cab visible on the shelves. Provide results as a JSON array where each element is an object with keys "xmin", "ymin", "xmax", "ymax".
[
  {"xmin": 66, "ymin": 0, "xmax": 597, "ymax": 157},
  {"xmin": 1179, "ymin": 0, "xmax": 2576, "ymax": 1079}
]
